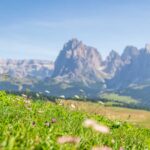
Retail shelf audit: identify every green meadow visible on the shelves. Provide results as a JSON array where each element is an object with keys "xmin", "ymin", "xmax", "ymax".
[{"xmin": 0, "ymin": 91, "xmax": 150, "ymax": 150}]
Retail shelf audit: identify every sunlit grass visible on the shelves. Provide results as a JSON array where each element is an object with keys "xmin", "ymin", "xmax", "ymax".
[
  {"xmin": 0, "ymin": 92, "xmax": 150, "ymax": 149},
  {"xmin": 59, "ymin": 99, "xmax": 150, "ymax": 128}
]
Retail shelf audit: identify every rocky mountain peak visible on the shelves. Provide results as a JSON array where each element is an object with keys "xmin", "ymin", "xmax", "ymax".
[
  {"xmin": 108, "ymin": 50, "xmax": 120, "ymax": 60},
  {"xmin": 145, "ymin": 44, "xmax": 150, "ymax": 53},
  {"xmin": 121, "ymin": 46, "xmax": 139, "ymax": 64},
  {"xmin": 63, "ymin": 38, "xmax": 82, "ymax": 51},
  {"xmin": 104, "ymin": 50, "xmax": 123, "ymax": 77},
  {"xmin": 52, "ymin": 39, "xmax": 105, "ymax": 83}
]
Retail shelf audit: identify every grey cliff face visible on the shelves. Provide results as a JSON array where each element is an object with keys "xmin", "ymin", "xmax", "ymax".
[
  {"xmin": 121, "ymin": 46, "xmax": 139, "ymax": 64},
  {"xmin": 104, "ymin": 50, "xmax": 123, "ymax": 77},
  {"xmin": 52, "ymin": 39, "xmax": 106, "ymax": 83},
  {"xmin": 108, "ymin": 44, "xmax": 150, "ymax": 89}
]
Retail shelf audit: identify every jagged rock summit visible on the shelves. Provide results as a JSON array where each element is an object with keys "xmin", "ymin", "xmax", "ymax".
[
  {"xmin": 103, "ymin": 50, "xmax": 123, "ymax": 77},
  {"xmin": 108, "ymin": 44, "xmax": 150, "ymax": 89},
  {"xmin": 52, "ymin": 38, "xmax": 106, "ymax": 84},
  {"xmin": 121, "ymin": 46, "xmax": 139, "ymax": 64}
]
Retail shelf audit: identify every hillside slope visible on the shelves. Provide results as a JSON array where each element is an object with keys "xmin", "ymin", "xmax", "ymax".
[{"xmin": 0, "ymin": 92, "xmax": 150, "ymax": 149}]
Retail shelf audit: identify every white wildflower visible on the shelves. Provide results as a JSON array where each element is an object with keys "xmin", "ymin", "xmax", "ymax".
[
  {"xmin": 57, "ymin": 136, "xmax": 80, "ymax": 144},
  {"xmin": 83, "ymin": 119, "xmax": 109, "ymax": 134}
]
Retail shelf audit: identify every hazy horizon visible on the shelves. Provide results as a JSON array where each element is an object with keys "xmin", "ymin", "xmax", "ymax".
[{"xmin": 0, "ymin": 0, "xmax": 150, "ymax": 60}]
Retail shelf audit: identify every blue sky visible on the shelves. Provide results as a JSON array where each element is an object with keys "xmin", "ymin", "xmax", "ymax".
[{"xmin": 0, "ymin": 0, "xmax": 150, "ymax": 60}]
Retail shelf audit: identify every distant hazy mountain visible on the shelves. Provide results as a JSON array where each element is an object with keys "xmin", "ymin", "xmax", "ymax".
[
  {"xmin": 103, "ymin": 50, "xmax": 123, "ymax": 78},
  {"xmin": 121, "ymin": 46, "xmax": 139, "ymax": 64},
  {"xmin": 108, "ymin": 44, "xmax": 150, "ymax": 89},
  {"xmin": 42, "ymin": 39, "xmax": 107, "ymax": 98},
  {"xmin": 1, "ymin": 39, "xmax": 150, "ymax": 107},
  {"xmin": 52, "ymin": 38, "xmax": 107, "ymax": 84},
  {"xmin": 0, "ymin": 59, "xmax": 54, "ymax": 80}
]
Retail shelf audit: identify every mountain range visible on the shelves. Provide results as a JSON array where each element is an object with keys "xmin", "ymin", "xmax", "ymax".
[
  {"xmin": 0, "ymin": 59, "xmax": 54, "ymax": 80},
  {"xmin": 1, "ymin": 38, "xmax": 150, "ymax": 107}
]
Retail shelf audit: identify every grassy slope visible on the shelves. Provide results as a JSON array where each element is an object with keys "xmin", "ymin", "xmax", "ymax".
[
  {"xmin": 100, "ymin": 93, "xmax": 138, "ymax": 104},
  {"xmin": 0, "ymin": 92, "xmax": 150, "ymax": 149},
  {"xmin": 120, "ymin": 85, "xmax": 150, "ymax": 106},
  {"xmin": 61, "ymin": 100, "xmax": 150, "ymax": 128}
]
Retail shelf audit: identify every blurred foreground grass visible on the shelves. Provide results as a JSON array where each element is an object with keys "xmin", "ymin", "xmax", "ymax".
[{"xmin": 0, "ymin": 91, "xmax": 150, "ymax": 149}]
